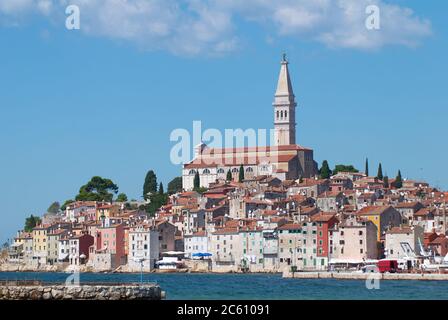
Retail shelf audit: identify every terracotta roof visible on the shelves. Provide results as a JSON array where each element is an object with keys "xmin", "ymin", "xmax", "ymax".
[
  {"xmin": 356, "ymin": 205, "xmax": 391, "ymax": 216},
  {"xmin": 386, "ymin": 226, "xmax": 413, "ymax": 234},
  {"xmin": 184, "ymin": 154, "xmax": 298, "ymax": 169},
  {"xmin": 277, "ymin": 223, "xmax": 301, "ymax": 231},
  {"xmin": 310, "ymin": 212, "xmax": 337, "ymax": 223}
]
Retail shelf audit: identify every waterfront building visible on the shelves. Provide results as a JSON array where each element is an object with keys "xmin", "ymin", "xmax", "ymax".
[
  {"xmin": 68, "ymin": 234, "xmax": 94, "ymax": 266},
  {"xmin": 127, "ymin": 225, "xmax": 159, "ymax": 271},
  {"xmin": 277, "ymin": 223, "xmax": 302, "ymax": 272},
  {"xmin": 385, "ymin": 225, "xmax": 424, "ymax": 261},
  {"xmin": 184, "ymin": 231, "xmax": 209, "ymax": 259}
]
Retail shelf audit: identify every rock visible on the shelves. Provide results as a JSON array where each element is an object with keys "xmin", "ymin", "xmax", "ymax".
[{"xmin": 43, "ymin": 292, "xmax": 51, "ymax": 300}]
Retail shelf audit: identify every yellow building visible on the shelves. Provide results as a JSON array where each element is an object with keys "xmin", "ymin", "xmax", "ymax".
[
  {"xmin": 96, "ymin": 204, "xmax": 121, "ymax": 221},
  {"xmin": 356, "ymin": 206, "xmax": 402, "ymax": 241}
]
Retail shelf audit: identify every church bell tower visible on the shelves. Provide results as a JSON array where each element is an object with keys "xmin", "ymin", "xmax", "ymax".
[{"xmin": 273, "ymin": 54, "xmax": 297, "ymax": 146}]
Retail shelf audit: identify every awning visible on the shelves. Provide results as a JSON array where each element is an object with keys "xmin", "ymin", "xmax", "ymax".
[{"xmin": 192, "ymin": 252, "xmax": 212, "ymax": 257}]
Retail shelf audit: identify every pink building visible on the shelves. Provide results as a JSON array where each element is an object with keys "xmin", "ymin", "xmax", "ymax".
[{"xmin": 95, "ymin": 223, "xmax": 126, "ymax": 266}]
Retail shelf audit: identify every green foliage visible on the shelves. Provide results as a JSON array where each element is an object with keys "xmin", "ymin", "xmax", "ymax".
[
  {"xmin": 377, "ymin": 163, "xmax": 383, "ymax": 180},
  {"xmin": 47, "ymin": 201, "xmax": 60, "ymax": 214},
  {"xmin": 159, "ymin": 182, "xmax": 164, "ymax": 195},
  {"xmin": 24, "ymin": 215, "xmax": 42, "ymax": 232},
  {"xmin": 116, "ymin": 193, "xmax": 128, "ymax": 202},
  {"xmin": 60, "ymin": 200, "xmax": 74, "ymax": 211},
  {"xmin": 226, "ymin": 169, "xmax": 232, "ymax": 182},
  {"xmin": 167, "ymin": 177, "xmax": 183, "ymax": 195},
  {"xmin": 194, "ymin": 171, "xmax": 200, "ymax": 189},
  {"xmin": 333, "ymin": 164, "xmax": 359, "ymax": 175},
  {"xmin": 383, "ymin": 176, "xmax": 389, "ymax": 188},
  {"xmin": 76, "ymin": 176, "xmax": 119, "ymax": 202},
  {"xmin": 365, "ymin": 158, "xmax": 369, "ymax": 176},
  {"xmin": 319, "ymin": 160, "xmax": 332, "ymax": 179},
  {"xmin": 393, "ymin": 170, "xmax": 403, "ymax": 189},
  {"xmin": 143, "ymin": 170, "xmax": 158, "ymax": 199},
  {"xmin": 145, "ymin": 193, "xmax": 168, "ymax": 216},
  {"xmin": 193, "ymin": 187, "xmax": 208, "ymax": 194},
  {"xmin": 238, "ymin": 164, "xmax": 245, "ymax": 182}
]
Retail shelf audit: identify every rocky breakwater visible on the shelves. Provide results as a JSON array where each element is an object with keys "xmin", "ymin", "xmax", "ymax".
[{"xmin": 0, "ymin": 283, "xmax": 165, "ymax": 300}]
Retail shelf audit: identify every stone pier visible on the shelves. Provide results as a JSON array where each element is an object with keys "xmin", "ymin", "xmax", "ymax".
[{"xmin": 0, "ymin": 283, "xmax": 165, "ymax": 300}]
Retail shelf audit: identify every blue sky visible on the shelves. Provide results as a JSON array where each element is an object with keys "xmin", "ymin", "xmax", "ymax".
[{"xmin": 0, "ymin": 1, "xmax": 447, "ymax": 243}]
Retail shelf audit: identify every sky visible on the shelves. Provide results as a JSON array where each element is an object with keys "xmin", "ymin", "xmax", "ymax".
[{"xmin": 0, "ymin": 0, "xmax": 447, "ymax": 243}]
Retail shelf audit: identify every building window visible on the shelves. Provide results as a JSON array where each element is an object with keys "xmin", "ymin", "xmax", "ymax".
[
  {"xmin": 246, "ymin": 167, "xmax": 254, "ymax": 173},
  {"xmin": 188, "ymin": 169, "xmax": 196, "ymax": 175},
  {"xmin": 217, "ymin": 168, "xmax": 225, "ymax": 174},
  {"xmin": 203, "ymin": 169, "xmax": 211, "ymax": 174}
]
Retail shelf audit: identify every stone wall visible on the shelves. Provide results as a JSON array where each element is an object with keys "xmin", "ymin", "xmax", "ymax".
[{"xmin": 0, "ymin": 284, "xmax": 164, "ymax": 300}]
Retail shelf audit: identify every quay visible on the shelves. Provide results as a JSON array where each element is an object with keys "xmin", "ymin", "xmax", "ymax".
[
  {"xmin": 282, "ymin": 271, "xmax": 448, "ymax": 281},
  {"xmin": 0, "ymin": 280, "xmax": 165, "ymax": 300}
]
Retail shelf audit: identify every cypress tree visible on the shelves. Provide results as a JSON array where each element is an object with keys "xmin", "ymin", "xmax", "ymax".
[
  {"xmin": 319, "ymin": 160, "xmax": 331, "ymax": 179},
  {"xmin": 365, "ymin": 158, "xmax": 369, "ymax": 176},
  {"xmin": 383, "ymin": 176, "xmax": 389, "ymax": 188},
  {"xmin": 143, "ymin": 170, "xmax": 157, "ymax": 199},
  {"xmin": 226, "ymin": 169, "xmax": 232, "ymax": 182},
  {"xmin": 193, "ymin": 171, "xmax": 200, "ymax": 189},
  {"xmin": 377, "ymin": 163, "xmax": 383, "ymax": 180},
  {"xmin": 238, "ymin": 165, "xmax": 245, "ymax": 182},
  {"xmin": 394, "ymin": 170, "xmax": 403, "ymax": 189},
  {"xmin": 159, "ymin": 182, "xmax": 164, "ymax": 195}
]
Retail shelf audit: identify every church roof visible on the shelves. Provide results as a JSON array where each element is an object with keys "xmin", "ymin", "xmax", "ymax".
[
  {"xmin": 275, "ymin": 54, "xmax": 295, "ymax": 99},
  {"xmin": 184, "ymin": 154, "xmax": 298, "ymax": 169}
]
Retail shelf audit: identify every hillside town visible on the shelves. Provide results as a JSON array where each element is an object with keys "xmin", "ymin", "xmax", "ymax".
[
  {"xmin": 3, "ymin": 170, "xmax": 448, "ymax": 274},
  {"xmin": 2, "ymin": 56, "xmax": 447, "ymax": 275}
]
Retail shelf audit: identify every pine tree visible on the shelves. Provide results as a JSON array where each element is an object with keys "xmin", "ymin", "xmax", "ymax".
[
  {"xmin": 377, "ymin": 163, "xmax": 383, "ymax": 180},
  {"xmin": 365, "ymin": 158, "xmax": 369, "ymax": 176},
  {"xmin": 226, "ymin": 169, "xmax": 232, "ymax": 182},
  {"xmin": 319, "ymin": 160, "xmax": 332, "ymax": 179},
  {"xmin": 394, "ymin": 170, "xmax": 403, "ymax": 189},
  {"xmin": 194, "ymin": 171, "xmax": 200, "ymax": 189}
]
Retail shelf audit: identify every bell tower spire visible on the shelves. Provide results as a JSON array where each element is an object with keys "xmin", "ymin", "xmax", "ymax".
[{"xmin": 273, "ymin": 53, "xmax": 297, "ymax": 146}]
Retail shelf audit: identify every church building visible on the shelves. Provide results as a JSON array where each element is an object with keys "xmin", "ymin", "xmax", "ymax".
[{"xmin": 182, "ymin": 55, "xmax": 318, "ymax": 190}]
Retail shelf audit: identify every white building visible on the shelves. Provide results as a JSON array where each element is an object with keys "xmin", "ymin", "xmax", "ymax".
[
  {"xmin": 127, "ymin": 226, "xmax": 160, "ymax": 271},
  {"xmin": 184, "ymin": 231, "xmax": 209, "ymax": 258}
]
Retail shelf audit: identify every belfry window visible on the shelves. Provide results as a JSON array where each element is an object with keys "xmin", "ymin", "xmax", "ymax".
[
  {"xmin": 285, "ymin": 110, "xmax": 288, "ymax": 119},
  {"xmin": 188, "ymin": 169, "xmax": 196, "ymax": 175}
]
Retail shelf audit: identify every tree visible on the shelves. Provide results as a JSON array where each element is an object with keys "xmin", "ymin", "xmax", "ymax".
[
  {"xmin": 143, "ymin": 170, "xmax": 157, "ymax": 199},
  {"xmin": 47, "ymin": 202, "xmax": 60, "ymax": 214},
  {"xmin": 377, "ymin": 163, "xmax": 383, "ymax": 180},
  {"xmin": 365, "ymin": 158, "xmax": 369, "ymax": 176},
  {"xmin": 393, "ymin": 170, "xmax": 403, "ymax": 189},
  {"xmin": 193, "ymin": 171, "xmax": 200, "ymax": 190},
  {"xmin": 383, "ymin": 176, "xmax": 389, "ymax": 188},
  {"xmin": 167, "ymin": 177, "xmax": 183, "ymax": 195},
  {"xmin": 159, "ymin": 182, "xmax": 164, "ymax": 195},
  {"xmin": 333, "ymin": 164, "xmax": 359, "ymax": 175},
  {"xmin": 116, "ymin": 193, "xmax": 128, "ymax": 202},
  {"xmin": 319, "ymin": 160, "xmax": 332, "ymax": 179},
  {"xmin": 76, "ymin": 176, "xmax": 119, "ymax": 202},
  {"xmin": 238, "ymin": 165, "xmax": 245, "ymax": 182},
  {"xmin": 24, "ymin": 215, "xmax": 41, "ymax": 232},
  {"xmin": 145, "ymin": 193, "xmax": 168, "ymax": 216},
  {"xmin": 226, "ymin": 170, "xmax": 232, "ymax": 182},
  {"xmin": 60, "ymin": 200, "xmax": 74, "ymax": 211}
]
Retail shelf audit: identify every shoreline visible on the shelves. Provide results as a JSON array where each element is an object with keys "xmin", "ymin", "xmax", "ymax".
[{"xmin": 282, "ymin": 271, "xmax": 448, "ymax": 281}]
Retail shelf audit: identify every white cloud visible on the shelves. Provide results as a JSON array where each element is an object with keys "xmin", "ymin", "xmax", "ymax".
[{"xmin": 0, "ymin": 0, "xmax": 432, "ymax": 55}]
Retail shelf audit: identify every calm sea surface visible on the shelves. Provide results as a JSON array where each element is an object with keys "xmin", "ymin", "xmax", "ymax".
[{"xmin": 1, "ymin": 272, "xmax": 447, "ymax": 300}]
